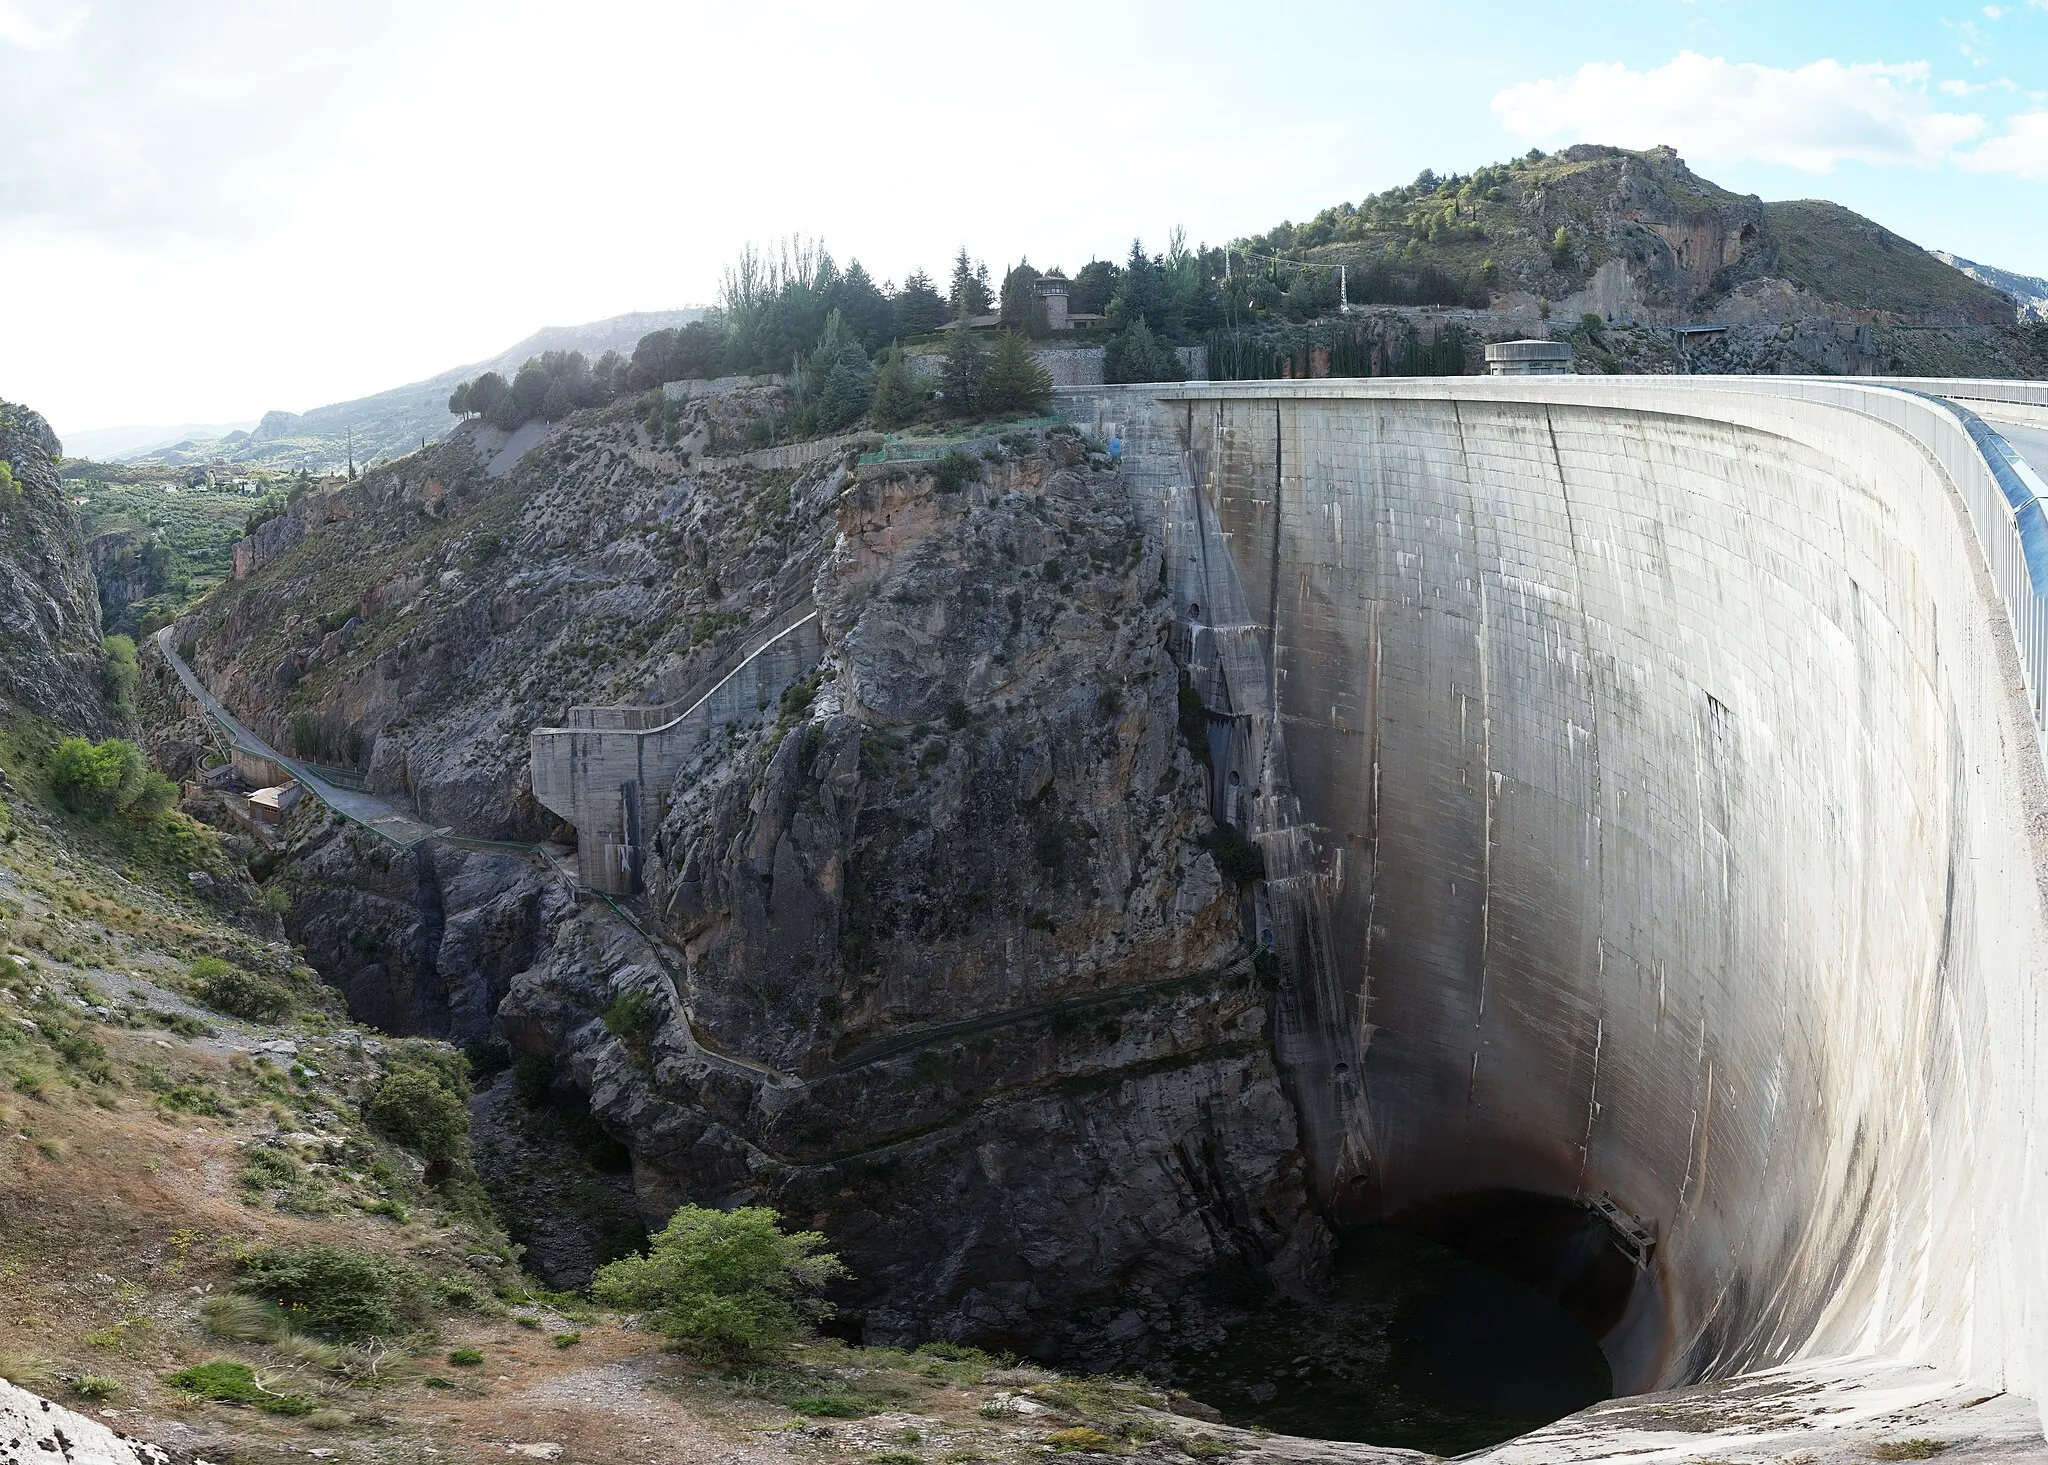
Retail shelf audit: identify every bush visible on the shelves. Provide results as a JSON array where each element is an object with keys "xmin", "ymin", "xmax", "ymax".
[
  {"xmin": 367, "ymin": 1064, "xmax": 470, "ymax": 1161},
  {"xmin": 591, "ymin": 1205, "xmax": 847, "ymax": 1367},
  {"xmin": 234, "ymin": 1243, "xmax": 422, "ymax": 1340},
  {"xmin": 191, "ymin": 958, "xmax": 294, "ymax": 1022},
  {"xmin": 931, "ymin": 451, "xmax": 981, "ymax": 494},
  {"xmin": 1202, "ymin": 823, "xmax": 1266, "ymax": 885},
  {"xmin": 46, "ymin": 733, "xmax": 176, "ymax": 819},
  {"xmin": 71, "ymin": 1374, "xmax": 119, "ymax": 1400},
  {"xmin": 164, "ymin": 1359, "xmax": 312, "ymax": 1415},
  {"xmin": 1048, "ymin": 1428, "xmax": 1117, "ymax": 1453},
  {"xmin": 103, "ymin": 635, "xmax": 140, "ymax": 721},
  {"xmin": 791, "ymin": 1394, "xmax": 875, "ymax": 1418},
  {"xmin": 447, "ymin": 1347, "xmax": 483, "ymax": 1366}
]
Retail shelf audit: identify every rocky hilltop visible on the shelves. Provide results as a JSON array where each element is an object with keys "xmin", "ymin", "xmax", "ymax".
[
  {"xmin": 1243, "ymin": 143, "xmax": 2042, "ymax": 378},
  {"xmin": 1, "ymin": 399, "xmax": 112, "ymax": 734},
  {"xmin": 162, "ymin": 395, "xmax": 1325, "ymax": 1347}
]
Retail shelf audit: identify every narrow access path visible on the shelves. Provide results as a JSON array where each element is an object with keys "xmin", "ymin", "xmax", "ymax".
[
  {"xmin": 153, "ymin": 626, "xmax": 441, "ymax": 848},
  {"xmin": 1991, "ymin": 414, "xmax": 2048, "ymax": 483}
]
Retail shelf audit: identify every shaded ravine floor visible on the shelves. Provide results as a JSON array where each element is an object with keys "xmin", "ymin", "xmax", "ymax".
[{"xmin": 1135, "ymin": 1227, "xmax": 1613, "ymax": 1457}]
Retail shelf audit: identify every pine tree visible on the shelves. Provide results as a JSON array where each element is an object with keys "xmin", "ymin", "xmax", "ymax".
[
  {"xmin": 949, "ymin": 247, "xmax": 993, "ymax": 318},
  {"xmin": 938, "ymin": 323, "xmax": 989, "ymax": 416},
  {"xmin": 871, "ymin": 352, "xmax": 925, "ymax": 429},
  {"xmin": 977, "ymin": 332, "xmax": 1052, "ymax": 418}
]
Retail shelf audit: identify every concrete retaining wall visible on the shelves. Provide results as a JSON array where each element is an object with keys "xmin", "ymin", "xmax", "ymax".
[
  {"xmin": 1065, "ymin": 378, "xmax": 2048, "ymax": 1440},
  {"xmin": 530, "ymin": 613, "xmax": 825, "ymax": 892}
]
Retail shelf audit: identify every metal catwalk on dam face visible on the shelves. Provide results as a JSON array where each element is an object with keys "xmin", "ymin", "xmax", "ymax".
[{"xmin": 1064, "ymin": 376, "xmax": 2048, "ymax": 1460}]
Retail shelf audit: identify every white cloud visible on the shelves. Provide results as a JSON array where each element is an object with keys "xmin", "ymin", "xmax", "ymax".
[
  {"xmin": 1957, "ymin": 110, "xmax": 2048, "ymax": 179},
  {"xmin": 1984, "ymin": 4, "xmax": 2008, "ymax": 16},
  {"xmin": 0, "ymin": 0, "xmax": 84, "ymax": 49},
  {"xmin": 1492, "ymin": 51, "xmax": 1985, "ymax": 172}
]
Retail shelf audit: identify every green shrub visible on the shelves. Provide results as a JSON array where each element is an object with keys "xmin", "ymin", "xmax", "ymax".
[
  {"xmin": 103, "ymin": 636, "xmax": 140, "ymax": 721},
  {"xmin": 1201, "ymin": 823, "xmax": 1266, "ymax": 884},
  {"xmin": 367, "ymin": 1064, "xmax": 470, "ymax": 1161},
  {"xmin": 0, "ymin": 461, "xmax": 16, "ymax": 501},
  {"xmin": 791, "ymin": 1393, "xmax": 876, "ymax": 1418},
  {"xmin": 591, "ymin": 1205, "xmax": 846, "ymax": 1367},
  {"xmin": 71, "ymin": 1373, "xmax": 119, "ymax": 1400},
  {"xmin": 190, "ymin": 958, "xmax": 294, "ymax": 1021},
  {"xmin": 234, "ymin": 1243, "xmax": 422, "ymax": 1340},
  {"xmin": 447, "ymin": 1347, "xmax": 483, "ymax": 1366},
  {"xmin": 164, "ymin": 1359, "xmax": 312, "ymax": 1414},
  {"xmin": 931, "ymin": 451, "xmax": 981, "ymax": 494},
  {"xmin": 552, "ymin": 1332, "xmax": 582, "ymax": 1348}
]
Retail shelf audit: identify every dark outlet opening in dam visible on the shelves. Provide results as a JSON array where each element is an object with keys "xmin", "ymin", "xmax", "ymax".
[{"xmin": 1114, "ymin": 1190, "xmax": 1637, "ymax": 1456}]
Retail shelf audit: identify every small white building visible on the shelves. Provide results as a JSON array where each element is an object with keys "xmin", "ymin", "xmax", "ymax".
[{"xmin": 248, "ymin": 781, "xmax": 303, "ymax": 825}]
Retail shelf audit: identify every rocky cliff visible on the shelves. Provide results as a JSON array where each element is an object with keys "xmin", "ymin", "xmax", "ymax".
[
  {"xmin": 166, "ymin": 401, "xmax": 1326, "ymax": 1345},
  {"xmin": 1, "ymin": 399, "xmax": 111, "ymax": 733}
]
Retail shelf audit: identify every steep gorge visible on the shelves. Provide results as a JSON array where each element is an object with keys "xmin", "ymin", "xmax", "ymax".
[{"xmin": 172, "ymin": 404, "xmax": 1325, "ymax": 1348}]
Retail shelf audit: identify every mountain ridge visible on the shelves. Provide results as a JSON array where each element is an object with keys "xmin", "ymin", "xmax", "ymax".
[{"xmin": 94, "ymin": 307, "xmax": 706, "ymax": 469}]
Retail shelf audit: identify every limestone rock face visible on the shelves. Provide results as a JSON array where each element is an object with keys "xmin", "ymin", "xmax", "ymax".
[
  {"xmin": 277, "ymin": 818, "xmax": 571, "ymax": 1042},
  {"xmin": 496, "ymin": 442, "xmax": 1328, "ymax": 1347},
  {"xmin": 0, "ymin": 399, "xmax": 110, "ymax": 734},
  {"xmin": 0, "ymin": 1377, "xmax": 168, "ymax": 1464},
  {"xmin": 188, "ymin": 412, "xmax": 1326, "ymax": 1348}
]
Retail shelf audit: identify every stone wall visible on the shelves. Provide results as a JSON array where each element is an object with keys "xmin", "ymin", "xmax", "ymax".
[{"xmin": 1067, "ymin": 377, "xmax": 2048, "ymax": 1434}]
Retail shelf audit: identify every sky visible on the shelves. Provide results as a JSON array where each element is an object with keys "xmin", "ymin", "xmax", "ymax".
[{"xmin": 3, "ymin": 0, "xmax": 2046, "ymax": 438}]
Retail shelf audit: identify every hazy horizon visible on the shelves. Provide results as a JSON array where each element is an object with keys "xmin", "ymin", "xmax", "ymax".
[{"xmin": 5, "ymin": 0, "xmax": 2045, "ymax": 434}]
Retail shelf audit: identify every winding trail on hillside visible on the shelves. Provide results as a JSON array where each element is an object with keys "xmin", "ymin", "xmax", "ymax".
[{"xmin": 152, "ymin": 625, "xmax": 442, "ymax": 847}]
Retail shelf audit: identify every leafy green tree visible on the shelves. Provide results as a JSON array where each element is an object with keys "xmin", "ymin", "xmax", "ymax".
[
  {"xmin": 870, "ymin": 350, "xmax": 925, "ymax": 428},
  {"xmin": 1108, "ymin": 240, "xmax": 1166, "ymax": 331},
  {"xmin": 592, "ymin": 1206, "xmax": 847, "ymax": 1367},
  {"xmin": 948, "ymin": 248, "xmax": 993, "ymax": 318},
  {"xmin": 937, "ymin": 323, "xmax": 989, "ymax": 416},
  {"xmin": 977, "ymin": 332, "xmax": 1052, "ymax": 417},
  {"xmin": 1551, "ymin": 227, "xmax": 1572, "ymax": 268},
  {"xmin": 0, "ymin": 460, "xmax": 16, "ymax": 501},
  {"xmin": 49, "ymin": 735, "xmax": 125, "ymax": 804},
  {"xmin": 103, "ymin": 634, "xmax": 140, "ymax": 721},
  {"xmin": 1103, "ymin": 318, "xmax": 1183, "ymax": 383},
  {"xmin": 1067, "ymin": 260, "xmax": 1120, "ymax": 316},
  {"xmin": 368, "ymin": 1065, "xmax": 470, "ymax": 1161},
  {"xmin": 999, "ymin": 261, "xmax": 1046, "ymax": 334},
  {"xmin": 891, "ymin": 270, "xmax": 950, "ymax": 336}
]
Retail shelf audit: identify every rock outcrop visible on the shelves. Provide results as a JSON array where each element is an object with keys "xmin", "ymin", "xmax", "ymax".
[
  {"xmin": 184, "ymin": 407, "xmax": 1327, "ymax": 1352},
  {"xmin": 1, "ymin": 399, "xmax": 110, "ymax": 733},
  {"xmin": 1, "ymin": 1378, "xmax": 168, "ymax": 1465},
  {"xmin": 498, "ymin": 436, "xmax": 1326, "ymax": 1348}
]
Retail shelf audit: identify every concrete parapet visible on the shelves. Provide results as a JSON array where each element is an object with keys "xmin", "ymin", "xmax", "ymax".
[
  {"xmin": 531, "ymin": 612, "xmax": 825, "ymax": 892},
  {"xmin": 1066, "ymin": 374, "xmax": 2048, "ymax": 1450}
]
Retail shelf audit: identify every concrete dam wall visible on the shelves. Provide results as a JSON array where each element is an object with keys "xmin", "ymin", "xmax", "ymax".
[{"xmin": 1066, "ymin": 378, "xmax": 2048, "ymax": 1442}]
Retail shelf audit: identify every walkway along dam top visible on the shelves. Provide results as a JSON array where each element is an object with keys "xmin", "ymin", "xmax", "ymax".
[{"xmin": 1056, "ymin": 374, "xmax": 2048, "ymax": 1460}]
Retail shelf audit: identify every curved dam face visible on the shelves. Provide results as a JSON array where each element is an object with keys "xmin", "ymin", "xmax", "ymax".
[{"xmin": 1071, "ymin": 378, "xmax": 2048, "ymax": 1441}]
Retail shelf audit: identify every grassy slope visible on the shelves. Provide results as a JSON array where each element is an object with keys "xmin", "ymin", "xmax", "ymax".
[
  {"xmin": 1764, "ymin": 199, "xmax": 2011, "ymax": 316},
  {"xmin": 0, "ymin": 717, "xmax": 1243, "ymax": 1463}
]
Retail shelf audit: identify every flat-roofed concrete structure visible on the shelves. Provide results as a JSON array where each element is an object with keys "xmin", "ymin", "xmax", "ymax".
[{"xmin": 1485, "ymin": 338, "xmax": 1574, "ymax": 374}]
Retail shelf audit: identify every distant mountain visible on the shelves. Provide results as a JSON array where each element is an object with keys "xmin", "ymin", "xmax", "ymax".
[
  {"xmin": 1933, "ymin": 251, "xmax": 2048, "ymax": 322},
  {"xmin": 117, "ymin": 308, "xmax": 706, "ymax": 470},
  {"xmin": 62, "ymin": 419, "xmax": 260, "ymax": 461}
]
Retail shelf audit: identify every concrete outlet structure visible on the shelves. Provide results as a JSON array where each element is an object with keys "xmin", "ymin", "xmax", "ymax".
[
  {"xmin": 530, "ymin": 611, "xmax": 824, "ymax": 892},
  {"xmin": 1065, "ymin": 374, "xmax": 2048, "ymax": 1458}
]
